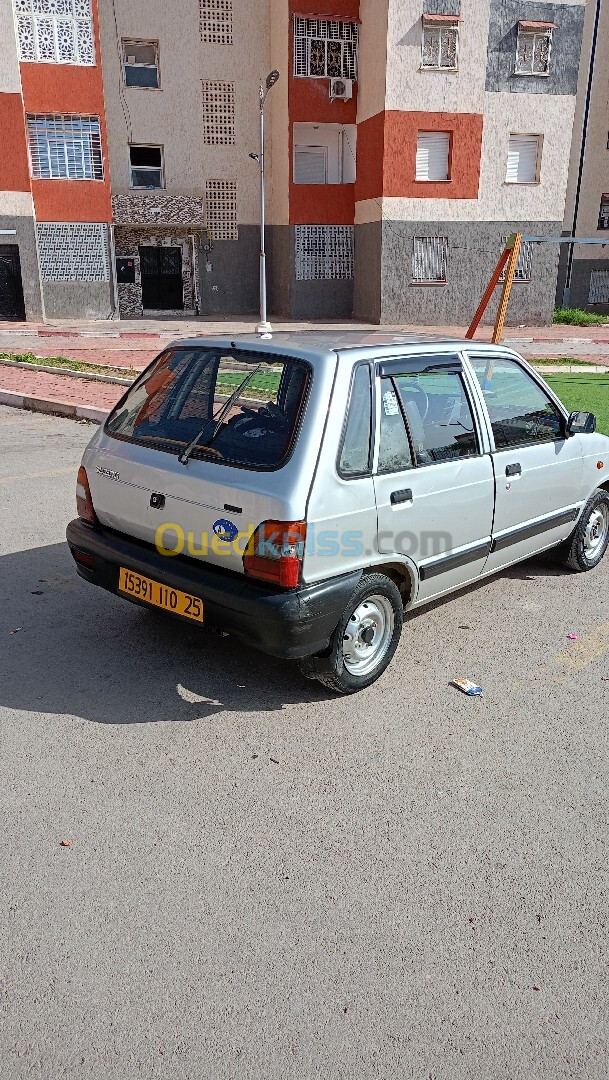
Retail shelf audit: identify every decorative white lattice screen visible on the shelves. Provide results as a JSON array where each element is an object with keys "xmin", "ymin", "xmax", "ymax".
[
  {"xmin": 36, "ymin": 222, "xmax": 109, "ymax": 281},
  {"xmin": 205, "ymin": 180, "xmax": 238, "ymax": 240},
  {"xmin": 202, "ymin": 82, "xmax": 235, "ymax": 145},
  {"xmin": 589, "ymin": 270, "xmax": 609, "ymax": 305},
  {"xmin": 14, "ymin": 0, "xmax": 95, "ymax": 65},
  {"xmin": 411, "ymin": 236, "xmax": 448, "ymax": 283},
  {"xmin": 199, "ymin": 0, "xmax": 233, "ymax": 44},
  {"xmin": 499, "ymin": 236, "xmax": 533, "ymax": 283},
  {"xmin": 293, "ymin": 17, "xmax": 358, "ymax": 79},
  {"xmin": 295, "ymin": 225, "xmax": 354, "ymax": 281}
]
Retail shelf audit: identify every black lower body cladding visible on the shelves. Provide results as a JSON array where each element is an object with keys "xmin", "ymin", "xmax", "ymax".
[{"xmin": 66, "ymin": 518, "xmax": 362, "ymax": 660}]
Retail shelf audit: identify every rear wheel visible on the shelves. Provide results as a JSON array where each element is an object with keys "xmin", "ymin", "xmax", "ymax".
[
  {"xmin": 298, "ymin": 573, "xmax": 403, "ymax": 694},
  {"xmin": 559, "ymin": 489, "xmax": 609, "ymax": 572}
]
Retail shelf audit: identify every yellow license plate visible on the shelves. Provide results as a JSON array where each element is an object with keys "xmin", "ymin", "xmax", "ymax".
[{"xmin": 118, "ymin": 568, "xmax": 204, "ymax": 622}]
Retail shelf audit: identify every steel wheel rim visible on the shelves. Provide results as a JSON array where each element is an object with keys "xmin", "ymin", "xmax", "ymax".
[
  {"xmin": 342, "ymin": 594, "xmax": 395, "ymax": 677},
  {"xmin": 584, "ymin": 503, "xmax": 609, "ymax": 559}
]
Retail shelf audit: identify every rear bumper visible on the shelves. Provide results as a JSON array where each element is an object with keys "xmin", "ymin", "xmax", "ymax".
[{"xmin": 66, "ymin": 518, "xmax": 361, "ymax": 660}]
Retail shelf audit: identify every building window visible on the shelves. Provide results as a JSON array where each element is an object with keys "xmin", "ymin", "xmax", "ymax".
[
  {"xmin": 14, "ymin": 0, "xmax": 95, "ymax": 66},
  {"xmin": 506, "ymin": 134, "xmax": 542, "ymax": 184},
  {"xmin": 205, "ymin": 179, "xmax": 238, "ymax": 240},
  {"xmin": 36, "ymin": 222, "xmax": 109, "ymax": 281},
  {"xmin": 598, "ymin": 194, "xmax": 609, "ymax": 231},
  {"xmin": 499, "ymin": 237, "xmax": 533, "ymax": 283},
  {"xmin": 293, "ymin": 123, "xmax": 357, "ymax": 184},
  {"xmin": 293, "ymin": 17, "xmax": 358, "ymax": 80},
  {"xmin": 515, "ymin": 22, "xmax": 553, "ymax": 76},
  {"xmin": 26, "ymin": 114, "xmax": 103, "ymax": 180},
  {"xmin": 416, "ymin": 131, "xmax": 450, "ymax": 181},
  {"xmin": 199, "ymin": 0, "xmax": 233, "ymax": 45},
  {"xmin": 411, "ymin": 237, "xmax": 448, "ymax": 284},
  {"xmin": 295, "ymin": 225, "xmax": 354, "ymax": 280},
  {"xmin": 130, "ymin": 146, "xmax": 164, "ymax": 189},
  {"xmin": 421, "ymin": 15, "xmax": 459, "ymax": 70},
  {"xmin": 589, "ymin": 270, "xmax": 609, "ymax": 305},
  {"xmin": 201, "ymin": 81, "xmax": 235, "ymax": 145},
  {"xmin": 122, "ymin": 41, "xmax": 159, "ymax": 88}
]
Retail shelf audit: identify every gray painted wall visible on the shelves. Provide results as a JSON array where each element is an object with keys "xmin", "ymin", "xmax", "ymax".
[
  {"xmin": 353, "ymin": 222, "xmax": 382, "ymax": 323},
  {"xmin": 41, "ymin": 282, "xmax": 114, "ymax": 320},
  {"xmin": 565, "ymin": 258, "xmax": 609, "ymax": 313},
  {"xmin": 0, "ymin": 215, "xmax": 43, "ymax": 321},
  {"xmin": 485, "ymin": 0, "xmax": 585, "ymax": 96},
  {"xmin": 361, "ymin": 220, "xmax": 563, "ymax": 325},
  {"xmin": 198, "ymin": 226, "xmax": 259, "ymax": 316}
]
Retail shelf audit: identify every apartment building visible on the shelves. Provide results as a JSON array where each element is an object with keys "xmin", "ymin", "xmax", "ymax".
[
  {"xmin": 559, "ymin": 0, "xmax": 609, "ymax": 312},
  {"xmin": 0, "ymin": 0, "xmax": 113, "ymax": 321},
  {"xmin": 0, "ymin": 1, "xmax": 588, "ymax": 324}
]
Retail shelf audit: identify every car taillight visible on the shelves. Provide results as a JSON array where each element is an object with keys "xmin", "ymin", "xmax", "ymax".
[
  {"xmin": 76, "ymin": 466, "xmax": 99, "ymax": 525},
  {"xmin": 243, "ymin": 520, "xmax": 306, "ymax": 588}
]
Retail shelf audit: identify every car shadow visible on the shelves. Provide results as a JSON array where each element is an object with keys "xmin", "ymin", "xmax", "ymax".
[{"xmin": 0, "ymin": 542, "xmax": 331, "ymax": 726}]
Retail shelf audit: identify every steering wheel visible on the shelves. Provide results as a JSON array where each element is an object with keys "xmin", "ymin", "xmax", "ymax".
[{"xmin": 401, "ymin": 384, "xmax": 429, "ymax": 423}]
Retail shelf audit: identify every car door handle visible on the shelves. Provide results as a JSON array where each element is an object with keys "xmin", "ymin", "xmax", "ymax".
[
  {"xmin": 505, "ymin": 463, "xmax": 522, "ymax": 478},
  {"xmin": 391, "ymin": 488, "xmax": 413, "ymax": 505}
]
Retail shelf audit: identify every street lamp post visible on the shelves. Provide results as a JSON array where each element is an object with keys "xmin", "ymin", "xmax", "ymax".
[{"xmin": 253, "ymin": 69, "xmax": 280, "ymax": 334}]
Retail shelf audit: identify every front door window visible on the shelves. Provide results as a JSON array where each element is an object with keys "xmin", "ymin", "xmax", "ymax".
[{"xmin": 470, "ymin": 357, "xmax": 563, "ymax": 448}]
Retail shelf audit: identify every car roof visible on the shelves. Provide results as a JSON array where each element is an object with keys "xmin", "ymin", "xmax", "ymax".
[{"xmin": 165, "ymin": 330, "xmax": 503, "ymax": 361}]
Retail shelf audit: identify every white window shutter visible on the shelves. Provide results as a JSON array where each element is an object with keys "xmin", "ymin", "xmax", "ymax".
[
  {"xmin": 294, "ymin": 145, "xmax": 328, "ymax": 184},
  {"xmin": 506, "ymin": 135, "xmax": 540, "ymax": 183},
  {"xmin": 416, "ymin": 132, "xmax": 450, "ymax": 181}
]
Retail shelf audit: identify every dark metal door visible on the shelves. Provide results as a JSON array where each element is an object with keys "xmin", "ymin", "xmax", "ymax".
[
  {"xmin": 0, "ymin": 246, "xmax": 26, "ymax": 321},
  {"xmin": 139, "ymin": 246, "xmax": 184, "ymax": 310}
]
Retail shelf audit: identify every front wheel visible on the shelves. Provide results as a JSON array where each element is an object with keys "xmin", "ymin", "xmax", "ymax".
[
  {"xmin": 559, "ymin": 489, "xmax": 609, "ymax": 572},
  {"xmin": 298, "ymin": 573, "xmax": 404, "ymax": 694}
]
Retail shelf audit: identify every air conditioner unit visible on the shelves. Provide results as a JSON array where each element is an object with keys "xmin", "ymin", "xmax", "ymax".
[{"xmin": 329, "ymin": 78, "xmax": 353, "ymax": 101}]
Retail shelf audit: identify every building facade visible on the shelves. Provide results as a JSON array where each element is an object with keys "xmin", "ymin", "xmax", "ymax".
[
  {"xmin": 558, "ymin": 0, "xmax": 609, "ymax": 313},
  {"xmin": 0, "ymin": 0, "xmax": 589, "ymax": 324},
  {"xmin": 0, "ymin": 0, "xmax": 113, "ymax": 321}
]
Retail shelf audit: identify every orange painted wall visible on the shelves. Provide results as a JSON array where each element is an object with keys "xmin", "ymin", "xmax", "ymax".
[
  {"xmin": 288, "ymin": 0, "xmax": 359, "ymax": 225},
  {"xmin": 356, "ymin": 110, "xmax": 484, "ymax": 202},
  {"xmin": 19, "ymin": 0, "xmax": 111, "ymax": 222},
  {"xmin": 0, "ymin": 94, "xmax": 31, "ymax": 192}
]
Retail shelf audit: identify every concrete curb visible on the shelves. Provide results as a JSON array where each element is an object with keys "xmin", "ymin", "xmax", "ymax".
[
  {"xmin": 0, "ymin": 388, "xmax": 106, "ymax": 424},
  {"xmin": 0, "ymin": 357, "xmax": 133, "ymax": 386}
]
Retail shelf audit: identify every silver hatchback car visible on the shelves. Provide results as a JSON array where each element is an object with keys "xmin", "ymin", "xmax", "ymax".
[{"xmin": 67, "ymin": 332, "xmax": 609, "ymax": 693}]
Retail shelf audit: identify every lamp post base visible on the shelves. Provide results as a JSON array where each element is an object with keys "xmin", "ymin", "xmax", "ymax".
[{"xmin": 256, "ymin": 320, "xmax": 273, "ymax": 334}]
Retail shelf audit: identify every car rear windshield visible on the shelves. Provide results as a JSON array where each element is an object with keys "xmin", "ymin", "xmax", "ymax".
[{"xmin": 105, "ymin": 347, "xmax": 310, "ymax": 470}]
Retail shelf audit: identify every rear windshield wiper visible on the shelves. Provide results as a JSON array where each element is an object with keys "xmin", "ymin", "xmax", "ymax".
[{"xmin": 178, "ymin": 364, "xmax": 263, "ymax": 466}]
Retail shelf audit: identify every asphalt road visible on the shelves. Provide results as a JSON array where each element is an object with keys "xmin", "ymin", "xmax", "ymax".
[{"xmin": 1, "ymin": 404, "xmax": 608, "ymax": 1080}]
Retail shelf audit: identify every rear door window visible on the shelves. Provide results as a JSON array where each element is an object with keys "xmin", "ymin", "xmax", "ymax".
[
  {"xmin": 105, "ymin": 347, "xmax": 310, "ymax": 470},
  {"xmin": 378, "ymin": 365, "xmax": 479, "ymax": 470}
]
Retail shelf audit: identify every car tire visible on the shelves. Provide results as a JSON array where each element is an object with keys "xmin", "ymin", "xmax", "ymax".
[
  {"xmin": 558, "ymin": 488, "xmax": 609, "ymax": 572},
  {"xmin": 298, "ymin": 573, "xmax": 404, "ymax": 694}
]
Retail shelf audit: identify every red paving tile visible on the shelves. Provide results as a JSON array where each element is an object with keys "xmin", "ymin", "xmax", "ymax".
[{"xmin": 0, "ymin": 365, "xmax": 123, "ymax": 411}]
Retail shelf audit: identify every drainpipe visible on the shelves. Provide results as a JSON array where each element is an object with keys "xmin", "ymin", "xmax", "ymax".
[{"xmin": 562, "ymin": 0, "xmax": 603, "ymax": 308}]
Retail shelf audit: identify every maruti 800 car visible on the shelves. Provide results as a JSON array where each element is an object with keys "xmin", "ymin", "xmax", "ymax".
[{"xmin": 67, "ymin": 332, "xmax": 609, "ymax": 693}]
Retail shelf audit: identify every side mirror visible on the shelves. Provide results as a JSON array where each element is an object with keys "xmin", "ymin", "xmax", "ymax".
[{"xmin": 567, "ymin": 411, "xmax": 597, "ymax": 436}]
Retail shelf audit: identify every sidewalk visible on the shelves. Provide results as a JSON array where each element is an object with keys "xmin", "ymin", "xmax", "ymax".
[{"xmin": 1, "ymin": 315, "xmax": 608, "ymax": 424}]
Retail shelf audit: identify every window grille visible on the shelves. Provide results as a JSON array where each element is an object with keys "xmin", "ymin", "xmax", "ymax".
[
  {"xmin": 589, "ymin": 271, "xmax": 609, "ymax": 305},
  {"xmin": 516, "ymin": 26, "xmax": 552, "ymax": 75},
  {"xmin": 205, "ymin": 180, "xmax": 238, "ymax": 240},
  {"xmin": 199, "ymin": 0, "xmax": 233, "ymax": 44},
  {"xmin": 14, "ymin": 0, "xmax": 95, "ymax": 65},
  {"xmin": 201, "ymin": 82, "xmax": 235, "ymax": 145},
  {"xmin": 295, "ymin": 225, "xmax": 354, "ymax": 280},
  {"xmin": 411, "ymin": 237, "xmax": 448, "ymax": 283},
  {"xmin": 293, "ymin": 17, "xmax": 358, "ymax": 80},
  {"xmin": 416, "ymin": 131, "xmax": 450, "ymax": 181},
  {"xmin": 499, "ymin": 237, "xmax": 533, "ymax": 283},
  {"xmin": 26, "ymin": 114, "xmax": 103, "ymax": 180},
  {"xmin": 506, "ymin": 134, "xmax": 542, "ymax": 184},
  {"xmin": 598, "ymin": 194, "xmax": 609, "ymax": 231},
  {"xmin": 421, "ymin": 23, "xmax": 458, "ymax": 69},
  {"xmin": 36, "ymin": 222, "xmax": 109, "ymax": 281}
]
